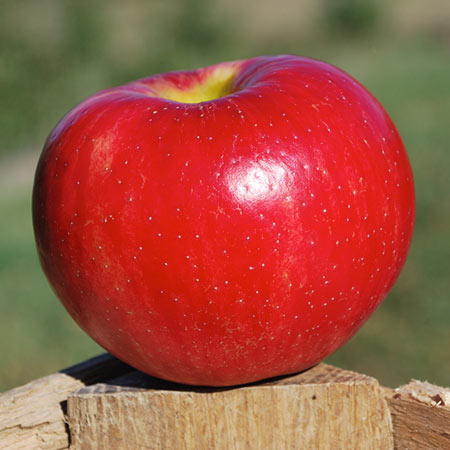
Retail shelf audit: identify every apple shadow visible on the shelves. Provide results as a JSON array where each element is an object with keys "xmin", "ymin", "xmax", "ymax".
[{"xmin": 60, "ymin": 352, "xmax": 310, "ymax": 395}]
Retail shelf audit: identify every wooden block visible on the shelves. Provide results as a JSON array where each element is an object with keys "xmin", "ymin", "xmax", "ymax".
[
  {"xmin": 11, "ymin": 352, "xmax": 450, "ymax": 450},
  {"xmin": 386, "ymin": 380, "xmax": 450, "ymax": 449},
  {"xmin": 0, "ymin": 354, "xmax": 132, "ymax": 450},
  {"xmin": 67, "ymin": 364, "xmax": 394, "ymax": 450}
]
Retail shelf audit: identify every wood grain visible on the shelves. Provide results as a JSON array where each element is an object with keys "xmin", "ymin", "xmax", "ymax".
[
  {"xmin": 67, "ymin": 364, "xmax": 394, "ymax": 450},
  {"xmin": 386, "ymin": 380, "xmax": 450, "ymax": 450},
  {"xmin": 0, "ymin": 354, "xmax": 131, "ymax": 450},
  {"xmin": 4, "ymin": 352, "xmax": 450, "ymax": 450}
]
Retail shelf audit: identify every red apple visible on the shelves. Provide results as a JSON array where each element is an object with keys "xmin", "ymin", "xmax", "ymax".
[{"xmin": 33, "ymin": 55, "xmax": 415, "ymax": 386}]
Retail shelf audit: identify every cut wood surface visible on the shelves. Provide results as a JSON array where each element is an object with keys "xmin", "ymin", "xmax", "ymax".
[
  {"xmin": 0, "ymin": 354, "xmax": 132, "ymax": 450},
  {"xmin": 67, "ymin": 363, "xmax": 393, "ymax": 450},
  {"xmin": 2, "ymin": 353, "xmax": 450, "ymax": 450},
  {"xmin": 386, "ymin": 380, "xmax": 450, "ymax": 450}
]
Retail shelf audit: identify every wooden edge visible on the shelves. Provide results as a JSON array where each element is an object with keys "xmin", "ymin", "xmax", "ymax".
[
  {"xmin": 383, "ymin": 382, "xmax": 450, "ymax": 450},
  {"xmin": 67, "ymin": 364, "xmax": 394, "ymax": 450},
  {"xmin": 73, "ymin": 362, "xmax": 378, "ymax": 395},
  {"xmin": 2, "ymin": 353, "xmax": 450, "ymax": 450},
  {"xmin": 0, "ymin": 353, "xmax": 133, "ymax": 450}
]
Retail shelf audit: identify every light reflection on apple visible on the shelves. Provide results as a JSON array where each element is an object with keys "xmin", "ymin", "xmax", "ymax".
[{"xmin": 225, "ymin": 157, "xmax": 295, "ymax": 205}]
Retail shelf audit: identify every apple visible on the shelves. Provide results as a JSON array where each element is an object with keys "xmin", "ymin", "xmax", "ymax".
[{"xmin": 33, "ymin": 55, "xmax": 415, "ymax": 386}]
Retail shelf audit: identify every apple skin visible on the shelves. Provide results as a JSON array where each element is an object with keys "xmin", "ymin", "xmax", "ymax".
[{"xmin": 33, "ymin": 55, "xmax": 415, "ymax": 386}]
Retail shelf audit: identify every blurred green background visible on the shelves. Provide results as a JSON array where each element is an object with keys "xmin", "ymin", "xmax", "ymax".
[{"xmin": 1, "ymin": 0, "xmax": 450, "ymax": 392}]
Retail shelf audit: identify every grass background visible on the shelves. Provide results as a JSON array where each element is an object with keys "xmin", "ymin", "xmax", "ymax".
[{"xmin": 1, "ymin": 0, "xmax": 450, "ymax": 391}]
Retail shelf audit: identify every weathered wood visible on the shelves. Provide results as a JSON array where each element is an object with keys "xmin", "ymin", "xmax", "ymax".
[
  {"xmin": 5, "ymin": 351, "xmax": 450, "ymax": 450},
  {"xmin": 67, "ymin": 363, "xmax": 394, "ymax": 450},
  {"xmin": 386, "ymin": 380, "xmax": 450, "ymax": 450},
  {"xmin": 0, "ymin": 354, "xmax": 132, "ymax": 450}
]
